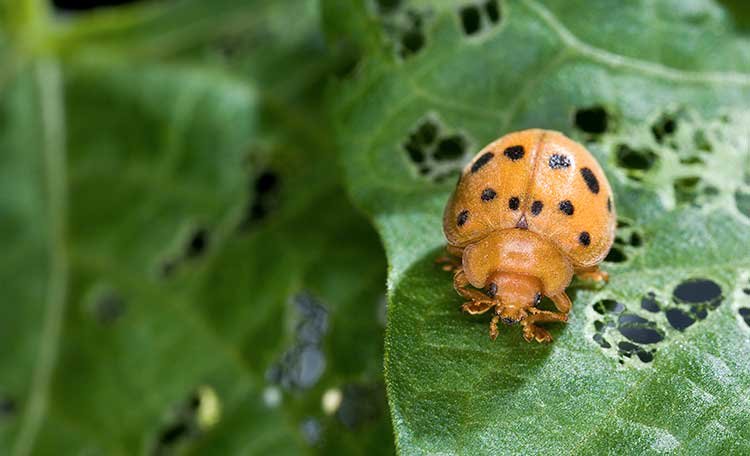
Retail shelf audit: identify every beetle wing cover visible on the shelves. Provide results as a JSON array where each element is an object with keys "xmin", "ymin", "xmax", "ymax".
[
  {"xmin": 443, "ymin": 130, "xmax": 545, "ymax": 248},
  {"xmin": 525, "ymin": 131, "xmax": 616, "ymax": 268}
]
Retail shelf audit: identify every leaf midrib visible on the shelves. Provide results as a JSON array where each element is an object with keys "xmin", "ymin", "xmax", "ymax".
[{"xmin": 12, "ymin": 58, "xmax": 68, "ymax": 456}]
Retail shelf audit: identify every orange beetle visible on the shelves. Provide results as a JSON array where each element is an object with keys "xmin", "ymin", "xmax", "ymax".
[{"xmin": 440, "ymin": 129, "xmax": 615, "ymax": 342}]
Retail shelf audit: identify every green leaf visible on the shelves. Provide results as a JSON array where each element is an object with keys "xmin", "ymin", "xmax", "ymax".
[
  {"xmin": 0, "ymin": 1, "xmax": 393, "ymax": 454},
  {"xmin": 332, "ymin": 0, "xmax": 750, "ymax": 453}
]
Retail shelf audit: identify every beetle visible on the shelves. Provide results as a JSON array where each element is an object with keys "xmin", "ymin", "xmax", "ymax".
[{"xmin": 439, "ymin": 129, "xmax": 615, "ymax": 342}]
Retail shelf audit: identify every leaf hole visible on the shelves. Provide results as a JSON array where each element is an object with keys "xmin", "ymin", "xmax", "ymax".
[
  {"xmin": 375, "ymin": 0, "xmax": 402, "ymax": 14},
  {"xmin": 51, "ymin": 0, "xmax": 142, "ymax": 11},
  {"xmin": 679, "ymin": 156, "xmax": 704, "ymax": 165},
  {"xmin": 660, "ymin": 278, "xmax": 723, "ymax": 331},
  {"xmin": 617, "ymin": 341, "xmax": 654, "ymax": 363},
  {"xmin": 240, "ymin": 169, "xmax": 281, "ymax": 230},
  {"xmin": 603, "ymin": 246, "xmax": 627, "ymax": 263},
  {"xmin": 651, "ymin": 113, "xmax": 678, "ymax": 143},
  {"xmin": 0, "ymin": 395, "xmax": 16, "ymax": 419},
  {"xmin": 335, "ymin": 383, "xmax": 387, "ymax": 430},
  {"xmin": 400, "ymin": 29, "xmax": 425, "ymax": 57},
  {"xmin": 460, "ymin": 5, "xmax": 482, "ymax": 35},
  {"xmin": 434, "ymin": 135, "xmax": 467, "ymax": 161},
  {"xmin": 665, "ymin": 308, "xmax": 695, "ymax": 331},
  {"xmin": 266, "ymin": 292, "xmax": 329, "ymax": 391},
  {"xmin": 739, "ymin": 307, "xmax": 750, "ymax": 327},
  {"xmin": 629, "ymin": 232, "xmax": 643, "ymax": 247},
  {"xmin": 672, "ymin": 278, "xmax": 723, "ymax": 306},
  {"xmin": 300, "ymin": 418, "xmax": 323, "ymax": 445},
  {"xmin": 592, "ymin": 332, "xmax": 611, "ymax": 348},
  {"xmin": 593, "ymin": 299, "xmax": 624, "ymax": 315},
  {"xmin": 186, "ymin": 228, "xmax": 209, "ymax": 259},
  {"xmin": 403, "ymin": 115, "xmax": 472, "ymax": 183},
  {"xmin": 617, "ymin": 313, "xmax": 664, "ymax": 344},
  {"xmin": 151, "ymin": 386, "xmax": 220, "ymax": 455},
  {"xmin": 615, "ymin": 144, "xmax": 657, "ymax": 171},
  {"xmin": 93, "ymin": 291, "xmax": 126, "ymax": 325},
  {"xmin": 673, "ymin": 176, "xmax": 702, "ymax": 204},
  {"xmin": 693, "ymin": 129, "xmax": 713, "ymax": 152},
  {"xmin": 484, "ymin": 0, "xmax": 501, "ymax": 24},
  {"xmin": 641, "ymin": 292, "xmax": 660, "ymax": 312},
  {"xmin": 573, "ymin": 105, "xmax": 609, "ymax": 135},
  {"xmin": 735, "ymin": 190, "xmax": 750, "ymax": 218}
]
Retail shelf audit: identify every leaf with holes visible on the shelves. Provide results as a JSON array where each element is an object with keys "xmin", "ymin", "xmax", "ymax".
[
  {"xmin": 331, "ymin": 0, "xmax": 750, "ymax": 453},
  {"xmin": 0, "ymin": 0, "xmax": 391, "ymax": 454}
]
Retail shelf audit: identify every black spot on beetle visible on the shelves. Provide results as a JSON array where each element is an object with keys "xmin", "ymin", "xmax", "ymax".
[
  {"xmin": 457, "ymin": 210, "xmax": 469, "ymax": 226},
  {"xmin": 481, "ymin": 188, "xmax": 496, "ymax": 201},
  {"xmin": 508, "ymin": 196, "xmax": 520, "ymax": 210},
  {"xmin": 558, "ymin": 200, "xmax": 574, "ymax": 215},
  {"xmin": 503, "ymin": 145, "xmax": 525, "ymax": 161},
  {"xmin": 580, "ymin": 168, "xmax": 600, "ymax": 194},
  {"xmin": 530, "ymin": 200, "xmax": 543, "ymax": 215},
  {"xmin": 549, "ymin": 154, "xmax": 571, "ymax": 169},
  {"xmin": 471, "ymin": 152, "xmax": 494, "ymax": 173},
  {"xmin": 579, "ymin": 231, "xmax": 591, "ymax": 246},
  {"xmin": 574, "ymin": 106, "xmax": 609, "ymax": 134},
  {"xmin": 486, "ymin": 283, "xmax": 498, "ymax": 298},
  {"xmin": 666, "ymin": 308, "xmax": 695, "ymax": 331}
]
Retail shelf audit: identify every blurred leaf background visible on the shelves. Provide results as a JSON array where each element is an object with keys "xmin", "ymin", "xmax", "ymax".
[
  {"xmin": 1, "ymin": 0, "xmax": 750, "ymax": 455},
  {"xmin": 1, "ymin": 0, "xmax": 393, "ymax": 454}
]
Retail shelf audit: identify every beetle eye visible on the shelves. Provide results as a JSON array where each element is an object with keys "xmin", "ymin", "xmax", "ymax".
[
  {"xmin": 534, "ymin": 292, "xmax": 542, "ymax": 306},
  {"xmin": 486, "ymin": 283, "xmax": 498, "ymax": 298}
]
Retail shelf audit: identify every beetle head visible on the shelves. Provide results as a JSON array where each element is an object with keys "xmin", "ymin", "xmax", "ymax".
[{"xmin": 486, "ymin": 272, "xmax": 543, "ymax": 325}]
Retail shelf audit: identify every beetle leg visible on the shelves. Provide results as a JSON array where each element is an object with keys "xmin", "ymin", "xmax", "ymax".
[
  {"xmin": 489, "ymin": 315, "xmax": 500, "ymax": 340},
  {"xmin": 521, "ymin": 310, "xmax": 568, "ymax": 343},
  {"xmin": 436, "ymin": 256, "xmax": 460, "ymax": 272},
  {"xmin": 575, "ymin": 265, "xmax": 609, "ymax": 283},
  {"xmin": 453, "ymin": 269, "xmax": 494, "ymax": 306},
  {"xmin": 549, "ymin": 292, "xmax": 572, "ymax": 314},
  {"xmin": 436, "ymin": 246, "xmax": 463, "ymax": 272},
  {"xmin": 462, "ymin": 300, "xmax": 495, "ymax": 315}
]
